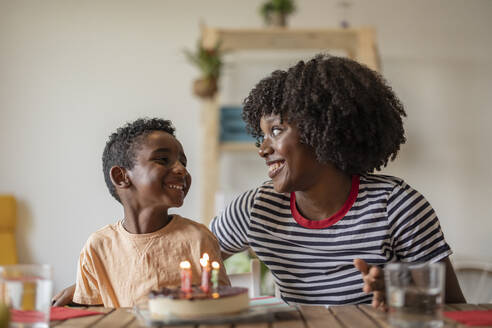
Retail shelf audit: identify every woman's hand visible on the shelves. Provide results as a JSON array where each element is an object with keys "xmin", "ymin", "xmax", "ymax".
[
  {"xmin": 353, "ymin": 258, "xmax": 387, "ymax": 311},
  {"xmin": 51, "ymin": 284, "xmax": 76, "ymax": 306}
]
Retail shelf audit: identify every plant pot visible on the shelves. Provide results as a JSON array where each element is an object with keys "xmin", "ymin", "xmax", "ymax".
[
  {"xmin": 268, "ymin": 12, "xmax": 287, "ymax": 27},
  {"xmin": 193, "ymin": 78, "xmax": 218, "ymax": 99}
]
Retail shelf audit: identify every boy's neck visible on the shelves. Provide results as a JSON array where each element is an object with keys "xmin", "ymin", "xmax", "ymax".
[{"xmin": 122, "ymin": 207, "xmax": 172, "ymax": 234}]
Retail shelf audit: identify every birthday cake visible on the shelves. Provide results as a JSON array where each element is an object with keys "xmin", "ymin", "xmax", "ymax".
[
  {"xmin": 148, "ymin": 286, "xmax": 249, "ymax": 318},
  {"xmin": 149, "ymin": 255, "xmax": 249, "ymax": 318}
]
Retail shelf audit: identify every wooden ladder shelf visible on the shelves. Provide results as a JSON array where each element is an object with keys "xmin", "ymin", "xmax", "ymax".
[{"xmin": 199, "ymin": 26, "xmax": 380, "ymax": 225}]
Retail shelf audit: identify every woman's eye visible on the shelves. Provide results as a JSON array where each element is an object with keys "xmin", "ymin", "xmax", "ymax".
[{"xmin": 271, "ymin": 127, "xmax": 282, "ymax": 137}]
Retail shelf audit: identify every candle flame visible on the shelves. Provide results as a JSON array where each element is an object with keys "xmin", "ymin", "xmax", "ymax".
[
  {"xmin": 180, "ymin": 261, "xmax": 191, "ymax": 269},
  {"xmin": 212, "ymin": 261, "xmax": 220, "ymax": 269},
  {"xmin": 200, "ymin": 257, "xmax": 208, "ymax": 267},
  {"xmin": 200, "ymin": 253, "xmax": 210, "ymax": 267}
]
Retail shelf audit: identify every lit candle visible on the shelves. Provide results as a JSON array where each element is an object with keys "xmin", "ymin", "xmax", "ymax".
[
  {"xmin": 211, "ymin": 261, "xmax": 220, "ymax": 290},
  {"xmin": 200, "ymin": 253, "xmax": 211, "ymax": 293},
  {"xmin": 180, "ymin": 261, "xmax": 192, "ymax": 293}
]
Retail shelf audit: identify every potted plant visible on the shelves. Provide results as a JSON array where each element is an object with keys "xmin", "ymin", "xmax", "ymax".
[
  {"xmin": 184, "ymin": 39, "xmax": 223, "ymax": 99},
  {"xmin": 259, "ymin": 0, "xmax": 296, "ymax": 28}
]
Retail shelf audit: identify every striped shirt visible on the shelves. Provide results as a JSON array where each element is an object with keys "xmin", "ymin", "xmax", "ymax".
[{"xmin": 210, "ymin": 174, "xmax": 452, "ymax": 306}]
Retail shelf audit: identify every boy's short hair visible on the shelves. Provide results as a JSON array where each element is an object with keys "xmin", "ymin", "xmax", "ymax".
[
  {"xmin": 242, "ymin": 54, "xmax": 407, "ymax": 175},
  {"xmin": 102, "ymin": 118, "xmax": 175, "ymax": 203}
]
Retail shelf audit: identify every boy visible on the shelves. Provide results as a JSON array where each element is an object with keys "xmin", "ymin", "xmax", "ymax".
[{"xmin": 56, "ymin": 118, "xmax": 229, "ymax": 307}]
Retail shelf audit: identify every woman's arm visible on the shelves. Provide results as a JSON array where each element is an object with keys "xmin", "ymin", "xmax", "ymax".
[{"xmin": 209, "ymin": 188, "xmax": 259, "ymax": 260}]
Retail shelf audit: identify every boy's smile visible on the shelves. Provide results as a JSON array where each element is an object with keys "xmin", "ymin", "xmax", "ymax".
[{"xmin": 125, "ymin": 131, "xmax": 191, "ymax": 210}]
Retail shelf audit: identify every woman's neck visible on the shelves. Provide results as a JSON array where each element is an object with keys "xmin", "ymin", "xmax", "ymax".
[
  {"xmin": 122, "ymin": 206, "xmax": 171, "ymax": 234},
  {"xmin": 294, "ymin": 170, "xmax": 353, "ymax": 221}
]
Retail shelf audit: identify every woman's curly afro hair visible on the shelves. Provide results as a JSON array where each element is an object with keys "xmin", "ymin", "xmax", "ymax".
[
  {"xmin": 242, "ymin": 54, "xmax": 406, "ymax": 175},
  {"xmin": 102, "ymin": 118, "xmax": 175, "ymax": 203}
]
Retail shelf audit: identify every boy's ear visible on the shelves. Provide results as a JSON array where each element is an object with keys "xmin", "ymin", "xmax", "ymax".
[{"xmin": 110, "ymin": 166, "xmax": 131, "ymax": 189}]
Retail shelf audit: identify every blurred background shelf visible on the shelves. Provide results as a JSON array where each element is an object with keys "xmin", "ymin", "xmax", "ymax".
[{"xmin": 219, "ymin": 142, "xmax": 257, "ymax": 152}]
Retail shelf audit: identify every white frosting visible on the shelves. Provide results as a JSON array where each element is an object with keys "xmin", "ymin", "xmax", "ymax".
[{"xmin": 149, "ymin": 291, "xmax": 249, "ymax": 318}]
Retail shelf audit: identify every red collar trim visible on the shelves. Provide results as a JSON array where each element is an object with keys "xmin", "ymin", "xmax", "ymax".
[{"xmin": 290, "ymin": 175, "xmax": 359, "ymax": 229}]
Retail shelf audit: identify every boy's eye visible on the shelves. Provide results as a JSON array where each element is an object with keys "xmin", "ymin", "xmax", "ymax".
[{"xmin": 156, "ymin": 158, "xmax": 170, "ymax": 164}]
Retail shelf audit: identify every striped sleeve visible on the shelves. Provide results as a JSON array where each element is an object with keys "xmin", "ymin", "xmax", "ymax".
[
  {"xmin": 209, "ymin": 188, "xmax": 257, "ymax": 255},
  {"xmin": 387, "ymin": 182, "xmax": 452, "ymax": 262}
]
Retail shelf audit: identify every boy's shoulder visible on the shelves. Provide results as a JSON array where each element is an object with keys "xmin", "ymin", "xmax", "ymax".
[
  {"xmin": 85, "ymin": 222, "xmax": 120, "ymax": 244},
  {"xmin": 172, "ymin": 215, "xmax": 215, "ymax": 238},
  {"xmin": 173, "ymin": 215, "xmax": 203, "ymax": 227},
  {"xmin": 83, "ymin": 216, "xmax": 216, "ymax": 248}
]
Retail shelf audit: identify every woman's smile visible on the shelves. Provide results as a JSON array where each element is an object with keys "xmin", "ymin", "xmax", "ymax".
[{"xmin": 267, "ymin": 160, "xmax": 285, "ymax": 179}]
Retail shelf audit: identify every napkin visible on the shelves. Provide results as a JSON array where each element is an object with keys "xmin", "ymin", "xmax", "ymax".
[
  {"xmin": 50, "ymin": 306, "xmax": 104, "ymax": 321},
  {"xmin": 10, "ymin": 309, "xmax": 45, "ymax": 323},
  {"xmin": 444, "ymin": 310, "xmax": 492, "ymax": 326}
]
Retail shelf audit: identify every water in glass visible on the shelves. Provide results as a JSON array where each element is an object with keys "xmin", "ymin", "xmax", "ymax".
[
  {"xmin": 385, "ymin": 262, "xmax": 444, "ymax": 328},
  {"xmin": 0, "ymin": 265, "xmax": 52, "ymax": 328}
]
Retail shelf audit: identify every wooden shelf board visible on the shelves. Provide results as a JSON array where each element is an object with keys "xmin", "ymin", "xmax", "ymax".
[
  {"xmin": 203, "ymin": 27, "xmax": 361, "ymax": 51},
  {"xmin": 202, "ymin": 26, "xmax": 378, "ymax": 71}
]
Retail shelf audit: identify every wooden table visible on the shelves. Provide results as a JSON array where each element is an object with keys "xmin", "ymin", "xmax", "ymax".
[{"xmin": 49, "ymin": 303, "xmax": 492, "ymax": 328}]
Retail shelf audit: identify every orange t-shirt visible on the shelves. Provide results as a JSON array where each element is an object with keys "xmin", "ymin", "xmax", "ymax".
[{"xmin": 73, "ymin": 214, "xmax": 230, "ymax": 307}]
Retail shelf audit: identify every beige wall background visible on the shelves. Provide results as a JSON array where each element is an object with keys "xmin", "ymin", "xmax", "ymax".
[{"xmin": 1, "ymin": 0, "xmax": 491, "ymax": 291}]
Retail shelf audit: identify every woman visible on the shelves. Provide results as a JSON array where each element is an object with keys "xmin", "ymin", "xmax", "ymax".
[{"xmin": 210, "ymin": 54, "xmax": 464, "ymax": 307}]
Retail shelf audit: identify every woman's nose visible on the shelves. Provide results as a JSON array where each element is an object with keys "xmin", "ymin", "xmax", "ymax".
[{"xmin": 258, "ymin": 140, "xmax": 273, "ymax": 158}]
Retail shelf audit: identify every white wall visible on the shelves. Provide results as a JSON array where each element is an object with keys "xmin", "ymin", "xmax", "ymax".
[{"xmin": 1, "ymin": 0, "xmax": 491, "ymax": 291}]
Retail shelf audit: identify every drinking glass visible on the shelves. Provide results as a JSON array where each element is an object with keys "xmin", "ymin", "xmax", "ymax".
[
  {"xmin": 385, "ymin": 262, "xmax": 445, "ymax": 328},
  {"xmin": 0, "ymin": 264, "xmax": 53, "ymax": 328}
]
